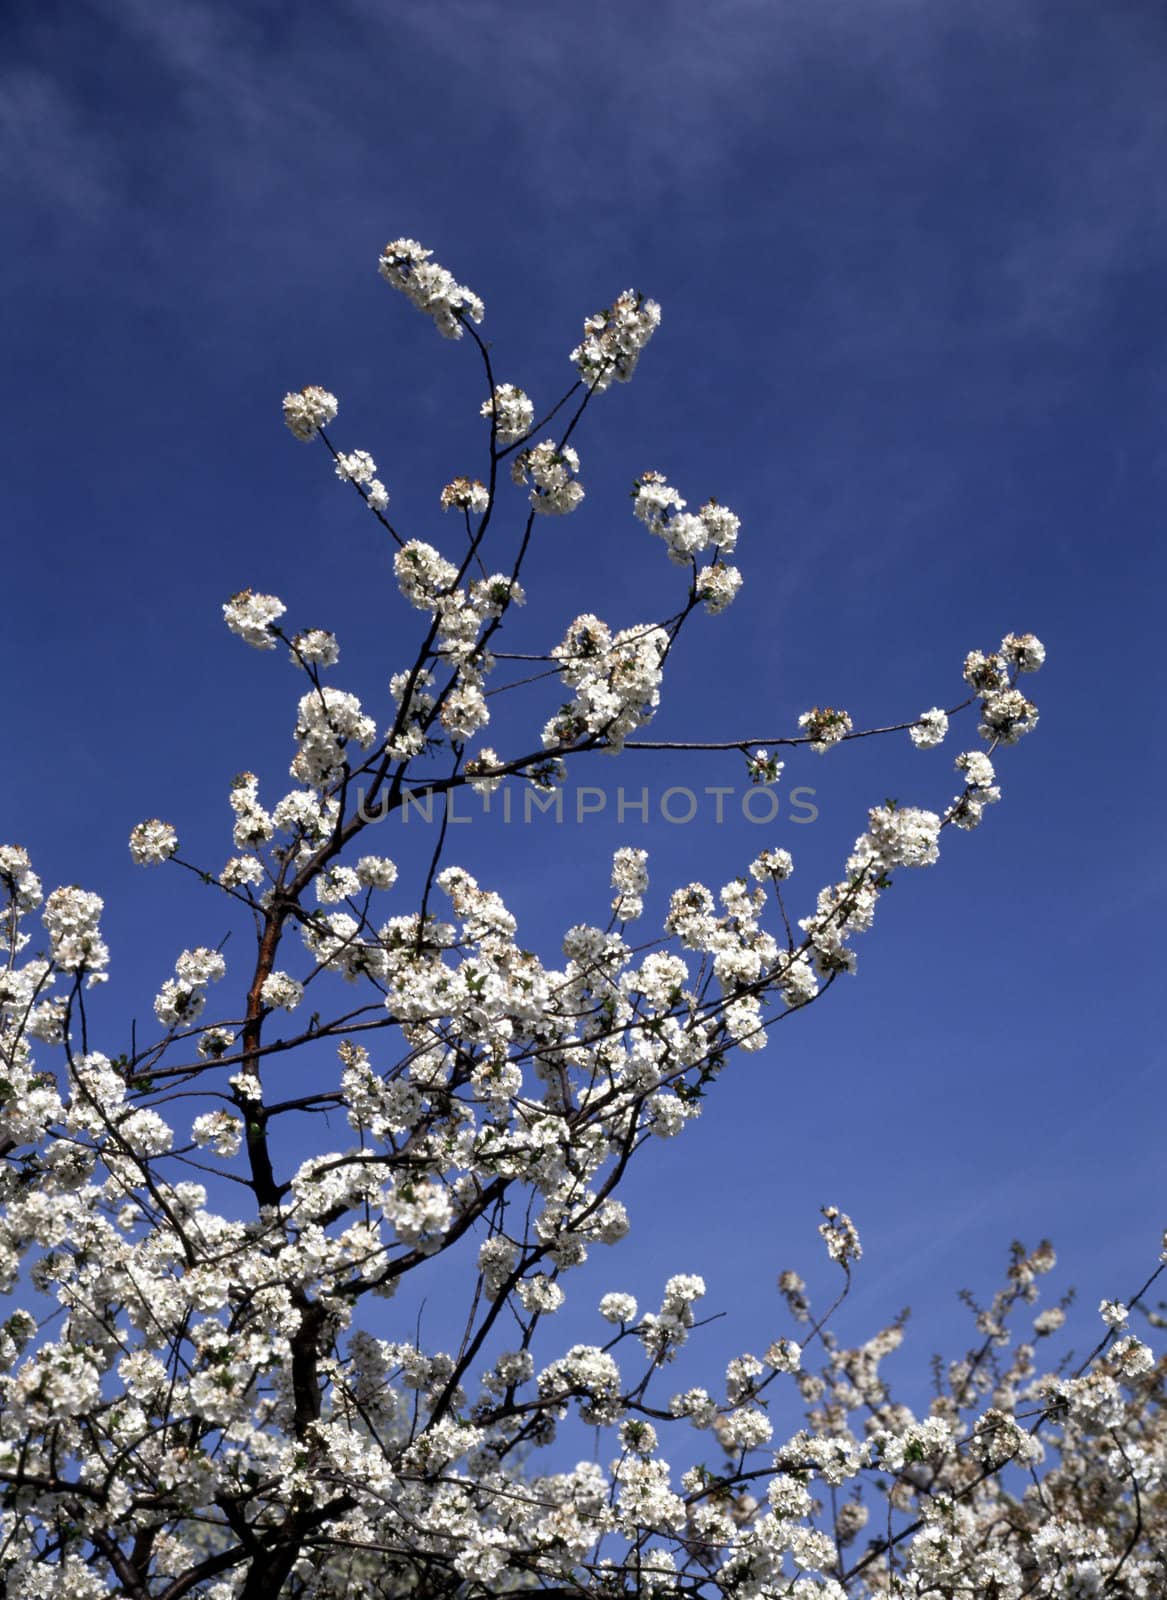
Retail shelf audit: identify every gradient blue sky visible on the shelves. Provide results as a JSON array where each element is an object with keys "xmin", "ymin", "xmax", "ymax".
[{"xmin": 3, "ymin": 0, "xmax": 1165, "ymax": 1397}]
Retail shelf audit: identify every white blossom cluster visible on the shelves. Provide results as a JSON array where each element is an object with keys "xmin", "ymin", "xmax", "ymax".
[
  {"xmin": 394, "ymin": 539, "xmax": 458, "ymax": 609},
  {"xmin": 910, "ymin": 705, "xmax": 949, "ymax": 748},
  {"xmin": 696, "ymin": 562, "xmax": 744, "ymax": 613},
  {"xmin": 292, "ymin": 685, "xmax": 377, "ymax": 787},
  {"xmin": 572, "ymin": 287, "xmax": 662, "ymax": 391},
  {"xmin": 291, "ymin": 627, "xmax": 339, "ymax": 667},
  {"xmin": 282, "ymin": 384, "xmax": 338, "ymax": 441},
  {"xmin": 439, "ymin": 475, "xmax": 489, "ymax": 514},
  {"xmin": 260, "ymin": 969, "xmax": 303, "ymax": 1011},
  {"xmin": 481, "ymin": 381, "xmax": 534, "ymax": 442},
  {"xmin": 611, "ymin": 845, "xmax": 649, "ymax": 920},
  {"xmin": 385, "ymin": 539, "xmax": 526, "ymax": 744},
  {"xmin": 631, "ymin": 473, "xmax": 743, "ymax": 610},
  {"xmin": 964, "ymin": 633, "xmax": 1043, "ymax": 744},
  {"xmin": 951, "ymin": 746, "xmax": 1001, "ymax": 829},
  {"xmin": 633, "ymin": 473, "xmax": 739, "ymax": 560},
  {"xmin": 41, "ymin": 884, "xmax": 108, "ymax": 978},
  {"xmin": 333, "ymin": 446, "xmax": 390, "ymax": 512},
  {"xmin": 128, "ymin": 818, "xmax": 178, "ymax": 865},
  {"xmin": 377, "ymin": 237, "xmax": 484, "ymax": 338},
  {"xmin": 0, "ymin": 241, "xmax": 1124, "ymax": 1600},
  {"xmin": 223, "ymin": 587, "xmax": 287, "ymax": 649},
  {"xmin": 799, "ymin": 705, "xmax": 853, "ymax": 753},
  {"xmin": 512, "ymin": 439, "xmax": 585, "ymax": 514},
  {"xmin": 334, "ymin": 447, "xmax": 376, "ymax": 484},
  {"xmin": 545, "ymin": 614, "xmax": 670, "ymax": 751},
  {"xmin": 154, "ymin": 944, "xmax": 226, "ymax": 1028}
]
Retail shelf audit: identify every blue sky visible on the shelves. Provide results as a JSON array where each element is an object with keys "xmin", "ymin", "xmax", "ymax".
[{"xmin": 3, "ymin": 0, "xmax": 1165, "ymax": 1403}]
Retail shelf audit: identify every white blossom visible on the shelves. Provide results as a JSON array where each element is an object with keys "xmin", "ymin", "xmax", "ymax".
[
  {"xmin": 378, "ymin": 237, "xmax": 483, "ymax": 338},
  {"xmin": 481, "ymin": 382, "xmax": 534, "ymax": 442},
  {"xmin": 334, "ymin": 448, "xmax": 377, "ymax": 484},
  {"xmin": 223, "ymin": 589, "xmax": 286, "ymax": 649},
  {"xmin": 291, "ymin": 628, "xmax": 339, "ymax": 667},
  {"xmin": 512, "ymin": 439, "xmax": 584, "ymax": 515},
  {"xmin": 799, "ymin": 706, "xmax": 852, "ymax": 752},
  {"xmin": 260, "ymin": 970, "xmax": 303, "ymax": 1011},
  {"xmin": 696, "ymin": 563, "xmax": 743, "ymax": 613},
  {"xmin": 191, "ymin": 1110, "xmax": 243, "ymax": 1158},
  {"xmin": 600, "ymin": 1292, "xmax": 638, "ymax": 1324},
  {"xmin": 572, "ymin": 288, "xmax": 661, "ymax": 391},
  {"xmin": 440, "ymin": 476, "xmax": 490, "ymax": 513},
  {"xmin": 282, "ymin": 384, "xmax": 338, "ymax": 441},
  {"xmin": 910, "ymin": 706, "xmax": 949, "ymax": 748},
  {"xmin": 0, "ymin": 241, "xmax": 1083, "ymax": 1600},
  {"xmin": 129, "ymin": 819, "xmax": 178, "ymax": 865}
]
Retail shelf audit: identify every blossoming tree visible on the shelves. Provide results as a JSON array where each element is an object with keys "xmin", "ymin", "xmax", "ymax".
[{"xmin": 1, "ymin": 240, "xmax": 1162, "ymax": 1599}]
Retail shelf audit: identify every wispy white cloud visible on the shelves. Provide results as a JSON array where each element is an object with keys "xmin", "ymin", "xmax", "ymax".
[
  {"xmin": 4, "ymin": 0, "xmax": 1165, "ymax": 347},
  {"xmin": 0, "ymin": 62, "xmax": 113, "ymax": 225},
  {"xmin": 997, "ymin": 84, "xmax": 1167, "ymax": 335}
]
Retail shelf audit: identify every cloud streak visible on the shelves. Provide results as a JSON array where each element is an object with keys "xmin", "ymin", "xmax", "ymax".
[{"xmin": 5, "ymin": 0, "xmax": 1165, "ymax": 351}]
